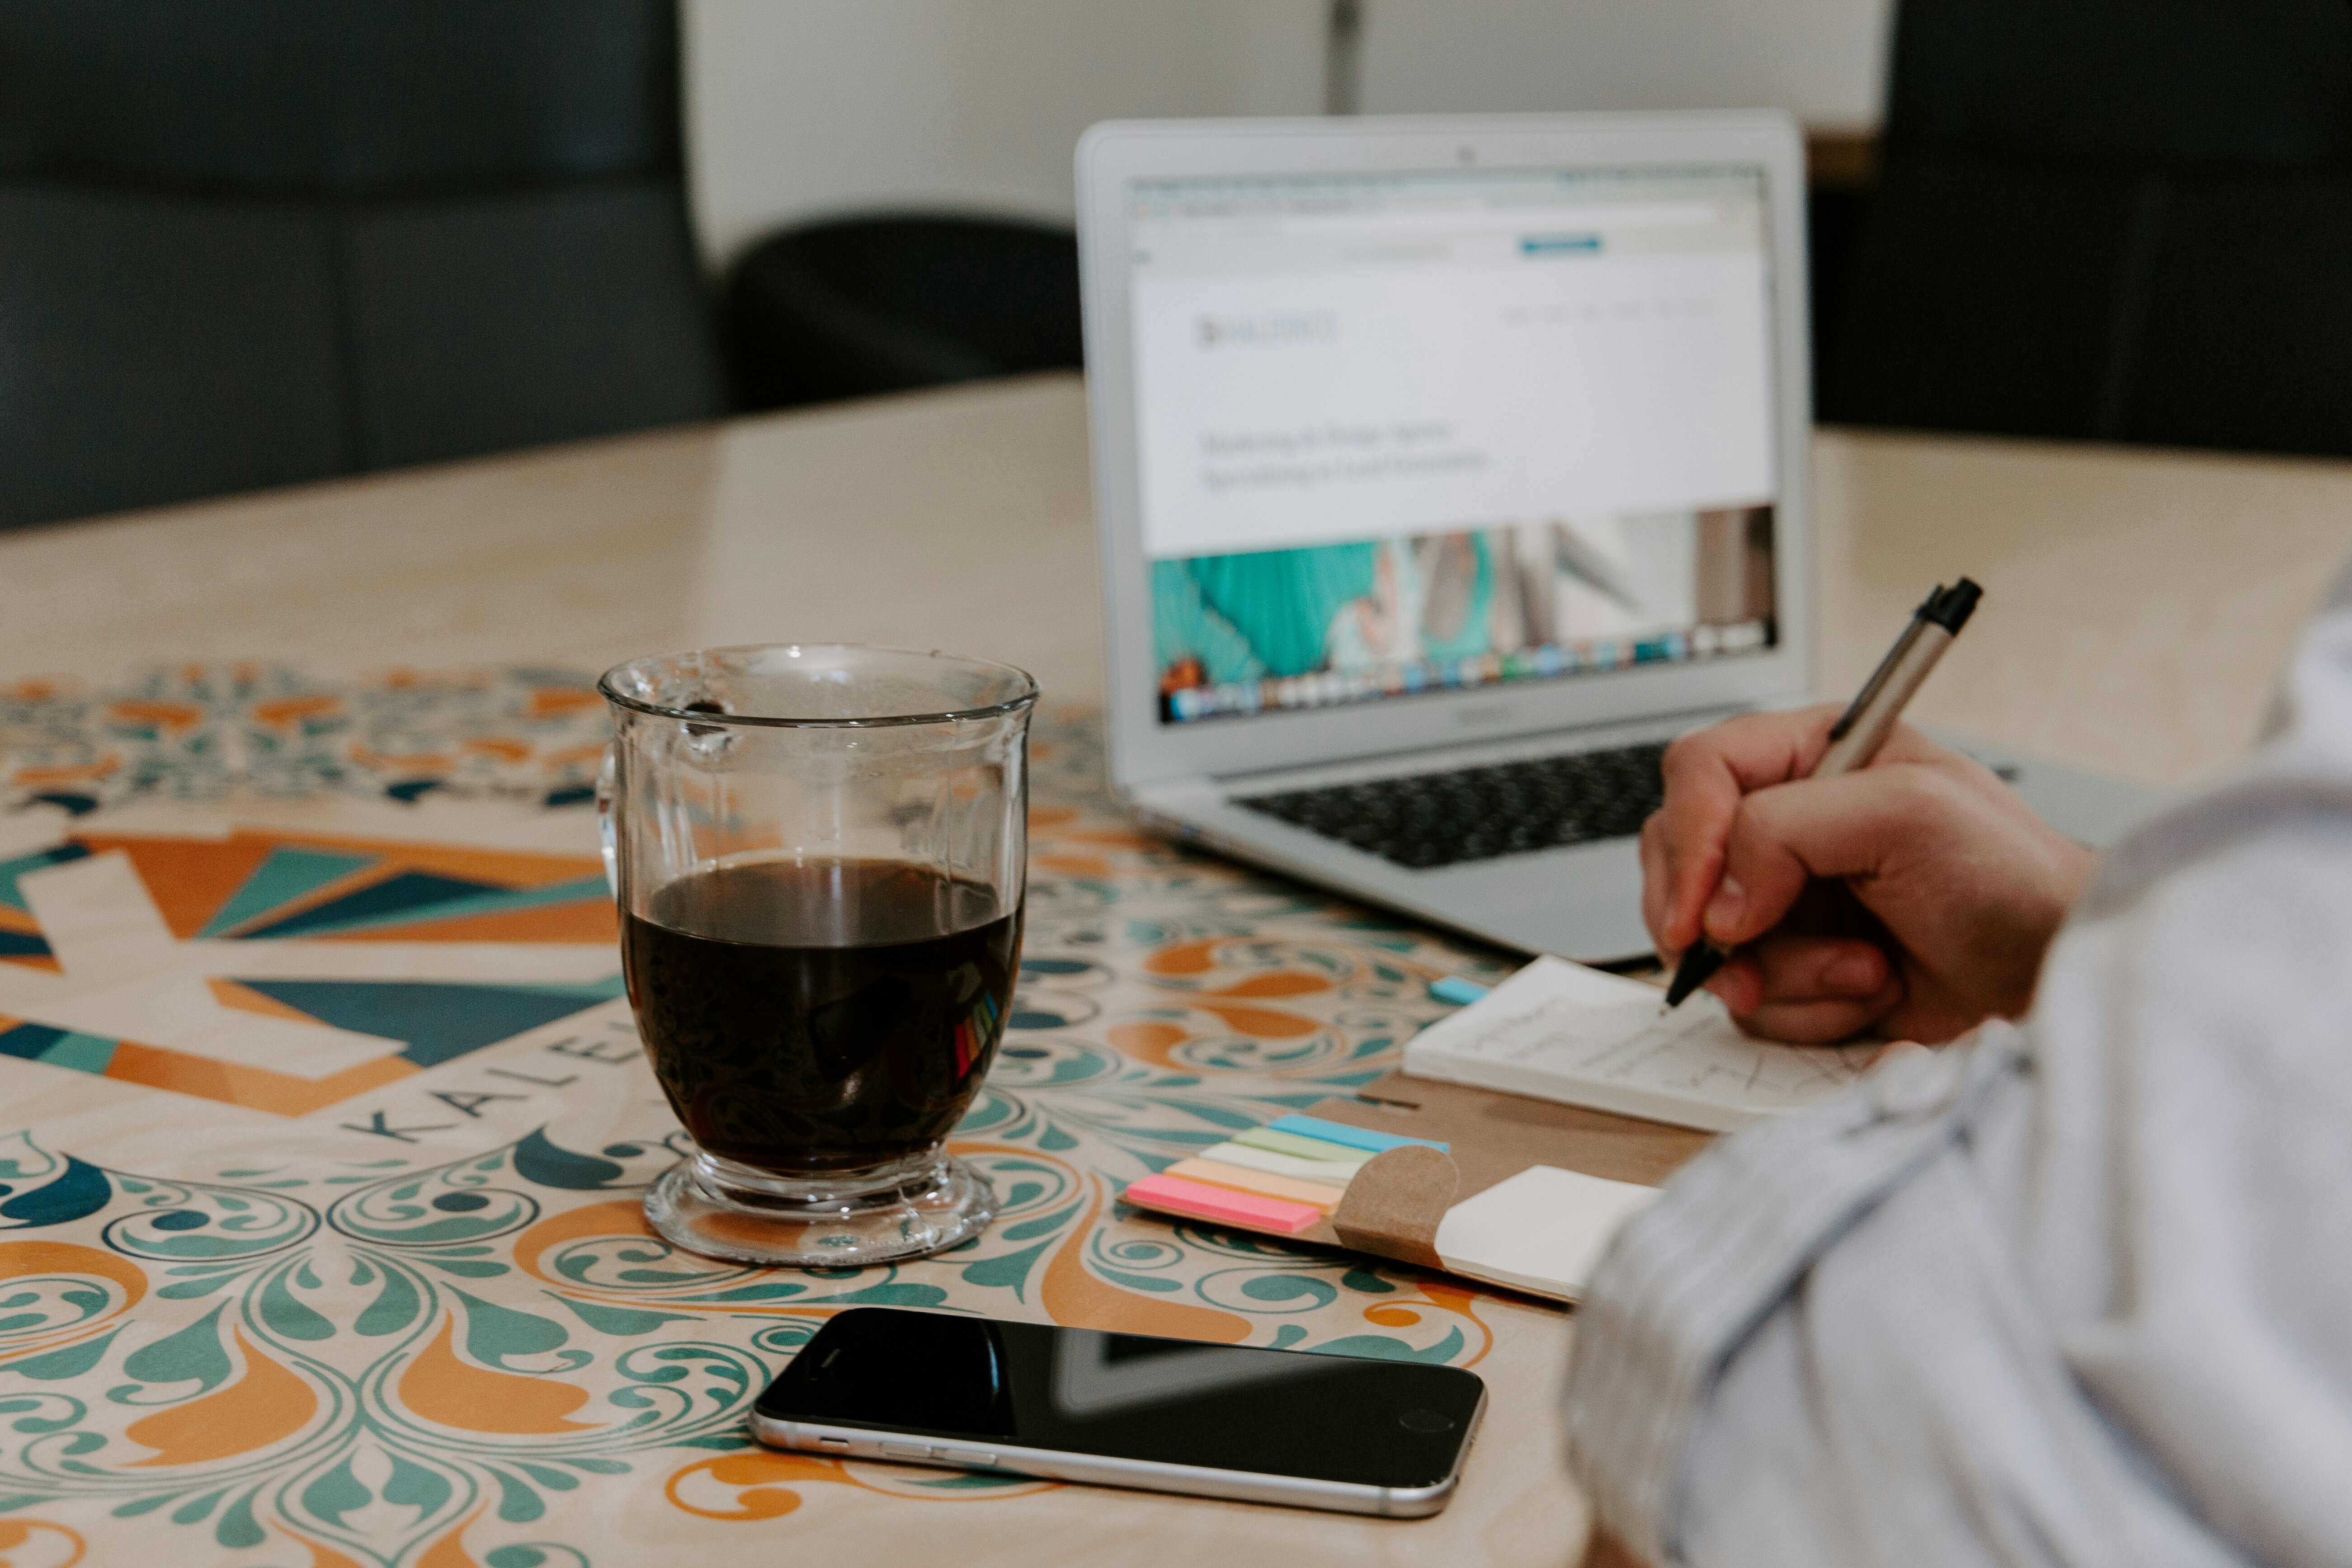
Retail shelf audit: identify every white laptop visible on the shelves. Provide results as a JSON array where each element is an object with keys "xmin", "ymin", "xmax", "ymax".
[{"xmin": 1075, "ymin": 112, "xmax": 2161, "ymax": 963}]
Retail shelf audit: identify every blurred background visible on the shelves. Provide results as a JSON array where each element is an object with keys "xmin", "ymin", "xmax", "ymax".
[{"xmin": 8, "ymin": 0, "xmax": 2351, "ymax": 532}]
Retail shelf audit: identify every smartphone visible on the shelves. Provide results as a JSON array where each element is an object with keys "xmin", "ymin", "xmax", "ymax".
[{"xmin": 750, "ymin": 1307, "xmax": 1488, "ymax": 1517}]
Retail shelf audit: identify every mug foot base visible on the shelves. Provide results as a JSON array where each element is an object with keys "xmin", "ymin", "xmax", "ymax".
[{"xmin": 643, "ymin": 1154, "xmax": 996, "ymax": 1268}]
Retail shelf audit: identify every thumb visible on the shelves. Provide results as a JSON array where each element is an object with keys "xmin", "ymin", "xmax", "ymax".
[{"xmin": 1701, "ymin": 766, "xmax": 1948, "ymax": 947}]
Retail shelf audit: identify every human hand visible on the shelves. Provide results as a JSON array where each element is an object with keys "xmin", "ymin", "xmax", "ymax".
[{"xmin": 1640, "ymin": 704, "xmax": 2093, "ymax": 1043}]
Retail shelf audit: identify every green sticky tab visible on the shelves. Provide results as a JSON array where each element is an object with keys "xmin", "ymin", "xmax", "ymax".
[{"xmin": 1234, "ymin": 1126, "xmax": 1373, "ymax": 1164}]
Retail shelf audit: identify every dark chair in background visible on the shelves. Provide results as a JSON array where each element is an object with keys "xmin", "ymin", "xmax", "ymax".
[
  {"xmin": 726, "ymin": 214, "xmax": 1083, "ymax": 412},
  {"xmin": 1823, "ymin": 0, "xmax": 2352, "ymax": 457},
  {"xmin": 0, "ymin": 0, "xmax": 726, "ymax": 532},
  {"xmin": 1803, "ymin": 130, "xmax": 1879, "ymax": 401}
]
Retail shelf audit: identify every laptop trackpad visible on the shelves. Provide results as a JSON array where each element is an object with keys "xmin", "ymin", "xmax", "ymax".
[{"xmin": 1412, "ymin": 838, "xmax": 1651, "ymax": 964}]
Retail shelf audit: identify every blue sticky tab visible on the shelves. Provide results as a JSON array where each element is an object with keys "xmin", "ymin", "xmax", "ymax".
[
  {"xmin": 1267, "ymin": 1114, "xmax": 1448, "ymax": 1154},
  {"xmin": 1521, "ymin": 232, "xmax": 1603, "ymax": 255},
  {"xmin": 1428, "ymin": 975, "xmax": 1490, "ymax": 1006}
]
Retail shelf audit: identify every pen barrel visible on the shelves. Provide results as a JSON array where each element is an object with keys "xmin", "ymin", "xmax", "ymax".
[{"xmin": 1815, "ymin": 623, "xmax": 1953, "ymax": 776}]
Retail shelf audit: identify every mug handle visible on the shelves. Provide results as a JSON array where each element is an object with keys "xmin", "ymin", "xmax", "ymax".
[{"xmin": 596, "ymin": 743, "xmax": 621, "ymax": 899}]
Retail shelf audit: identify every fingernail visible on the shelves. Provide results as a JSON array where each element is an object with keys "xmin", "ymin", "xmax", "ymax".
[
  {"xmin": 1823, "ymin": 951, "xmax": 1880, "ymax": 994},
  {"xmin": 1702, "ymin": 877, "xmax": 1746, "ymax": 937}
]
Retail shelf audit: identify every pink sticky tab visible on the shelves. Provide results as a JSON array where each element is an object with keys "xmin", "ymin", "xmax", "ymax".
[{"xmin": 1125, "ymin": 1174, "xmax": 1320, "ymax": 1234}]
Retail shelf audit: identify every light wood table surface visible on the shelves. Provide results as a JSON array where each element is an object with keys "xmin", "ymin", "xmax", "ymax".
[
  {"xmin": 4, "ymin": 373, "xmax": 2349, "ymax": 1568},
  {"xmin": 9, "ymin": 371, "xmax": 2350, "ymax": 787}
]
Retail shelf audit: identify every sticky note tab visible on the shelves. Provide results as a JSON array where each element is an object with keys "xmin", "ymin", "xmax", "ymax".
[
  {"xmin": 1430, "ymin": 975, "xmax": 1491, "ymax": 1006},
  {"xmin": 1201, "ymin": 1141, "xmax": 1360, "ymax": 1187},
  {"xmin": 1124, "ymin": 1174, "xmax": 1321, "ymax": 1234},
  {"xmin": 1433, "ymin": 1164, "xmax": 1658, "ymax": 1300},
  {"xmin": 1234, "ymin": 1126, "xmax": 1376, "ymax": 1164},
  {"xmin": 1166, "ymin": 1158, "xmax": 1341, "ymax": 1212},
  {"xmin": 1267, "ymin": 1114, "xmax": 1448, "ymax": 1154}
]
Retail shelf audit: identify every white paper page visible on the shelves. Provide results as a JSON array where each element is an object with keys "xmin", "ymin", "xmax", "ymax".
[
  {"xmin": 1404, "ymin": 955, "xmax": 1876, "ymax": 1132},
  {"xmin": 1434, "ymin": 1164, "xmax": 1659, "ymax": 1301}
]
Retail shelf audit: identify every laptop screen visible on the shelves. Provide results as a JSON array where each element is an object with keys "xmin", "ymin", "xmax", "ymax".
[{"xmin": 1127, "ymin": 164, "xmax": 1781, "ymax": 725}]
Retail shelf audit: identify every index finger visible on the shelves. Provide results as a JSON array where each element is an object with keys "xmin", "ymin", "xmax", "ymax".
[{"xmin": 1649, "ymin": 704, "xmax": 1843, "ymax": 953}]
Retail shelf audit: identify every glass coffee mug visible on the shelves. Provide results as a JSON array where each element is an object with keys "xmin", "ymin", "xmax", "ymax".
[{"xmin": 599, "ymin": 645, "xmax": 1036, "ymax": 1267}]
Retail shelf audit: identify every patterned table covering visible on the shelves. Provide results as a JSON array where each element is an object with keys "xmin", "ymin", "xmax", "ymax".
[{"xmin": 0, "ymin": 667, "xmax": 1534, "ymax": 1568}]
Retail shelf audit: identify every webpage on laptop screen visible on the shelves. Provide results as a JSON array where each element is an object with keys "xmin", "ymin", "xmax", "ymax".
[{"xmin": 1130, "ymin": 165, "xmax": 1781, "ymax": 725}]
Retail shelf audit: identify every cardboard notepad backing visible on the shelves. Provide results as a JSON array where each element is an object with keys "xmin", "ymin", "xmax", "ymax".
[{"xmin": 1268, "ymin": 1073, "xmax": 1709, "ymax": 1300}]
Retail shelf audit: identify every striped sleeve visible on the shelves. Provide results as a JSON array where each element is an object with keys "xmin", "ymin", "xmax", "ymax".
[{"xmin": 1561, "ymin": 1030, "xmax": 2026, "ymax": 1564}]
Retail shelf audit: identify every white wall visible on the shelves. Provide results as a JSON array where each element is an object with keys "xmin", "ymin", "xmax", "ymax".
[
  {"xmin": 684, "ymin": 0, "xmax": 1327, "ymax": 268},
  {"xmin": 1358, "ymin": 0, "xmax": 1893, "ymax": 125},
  {"xmin": 683, "ymin": 0, "xmax": 1892, "ymax": 270}
]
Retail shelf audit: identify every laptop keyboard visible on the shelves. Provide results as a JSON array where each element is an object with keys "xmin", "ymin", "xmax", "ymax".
[{"xmin": 1236, "ymin": 740, "xmax": 1670, "ymax": 871}]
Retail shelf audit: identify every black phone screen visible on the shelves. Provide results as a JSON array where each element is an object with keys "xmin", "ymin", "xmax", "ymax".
[{"xmin": 755, "ymin": 1308, "xmax": 1485, "ymax": 1490}]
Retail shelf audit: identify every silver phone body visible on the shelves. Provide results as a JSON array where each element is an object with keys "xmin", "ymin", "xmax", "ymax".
[{"xmin": 747, "ymin": 1389, "xmax": 1486, "ymax": 1519}]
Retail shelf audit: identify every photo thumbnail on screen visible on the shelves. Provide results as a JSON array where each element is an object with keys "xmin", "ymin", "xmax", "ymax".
[{"xmin": 1153, "ymin": 507, "xmax": 1774, "ymax": 724}]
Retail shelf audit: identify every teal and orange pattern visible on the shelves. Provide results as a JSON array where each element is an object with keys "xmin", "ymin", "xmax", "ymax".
[
  {"xmin": 0, "ymin": 826, "xmax": 617, "ymax": 1118},
  {"xmin": 1, "ymin": 665, "xmax": 609, "ymax": 817},
  {"xmin": 0, "ymin": 669, "xmax": 1521, "ymax": 1568}
]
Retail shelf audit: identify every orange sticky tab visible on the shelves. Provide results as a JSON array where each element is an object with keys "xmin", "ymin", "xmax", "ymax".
[
  {"xmin": 1124, "ymin": 1174, "xmax": 1321, "ymax": 1234},
  {"xmin": 1164, "ymin": 1158, "xmax": 1340, "ymax": 1213}
]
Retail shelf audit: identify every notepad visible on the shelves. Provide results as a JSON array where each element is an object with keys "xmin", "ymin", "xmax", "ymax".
[
  {"xmin": 1401, "ymin": 956, "xmax": 1876, "ymax": 1133},
  {"xmin": 1118, "ymin": 1097, "xmax": 1669, "ymax": 1301},
  {"xmin": 1433, "ymin": 1165, "xmax": 1657, "ymax": 1299}
]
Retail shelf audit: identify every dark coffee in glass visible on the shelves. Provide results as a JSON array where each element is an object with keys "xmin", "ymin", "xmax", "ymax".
[
  {"xmin": 623, "ymin": 859, "xmax": 1021, "ymax": 1176},
  {"xmin": 599, "ymin": 644, "xmax": 1035, "ymax": 1268}
]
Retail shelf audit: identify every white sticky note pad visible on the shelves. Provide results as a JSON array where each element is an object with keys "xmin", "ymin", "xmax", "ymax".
[
  {"xmin": 1404, "ymin": 954, "xmax": 1873, "ymax": 1132},
  {"xmin": 1433, "ymin": 1165, "xmax": 1659, "ymax": 1302}
]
